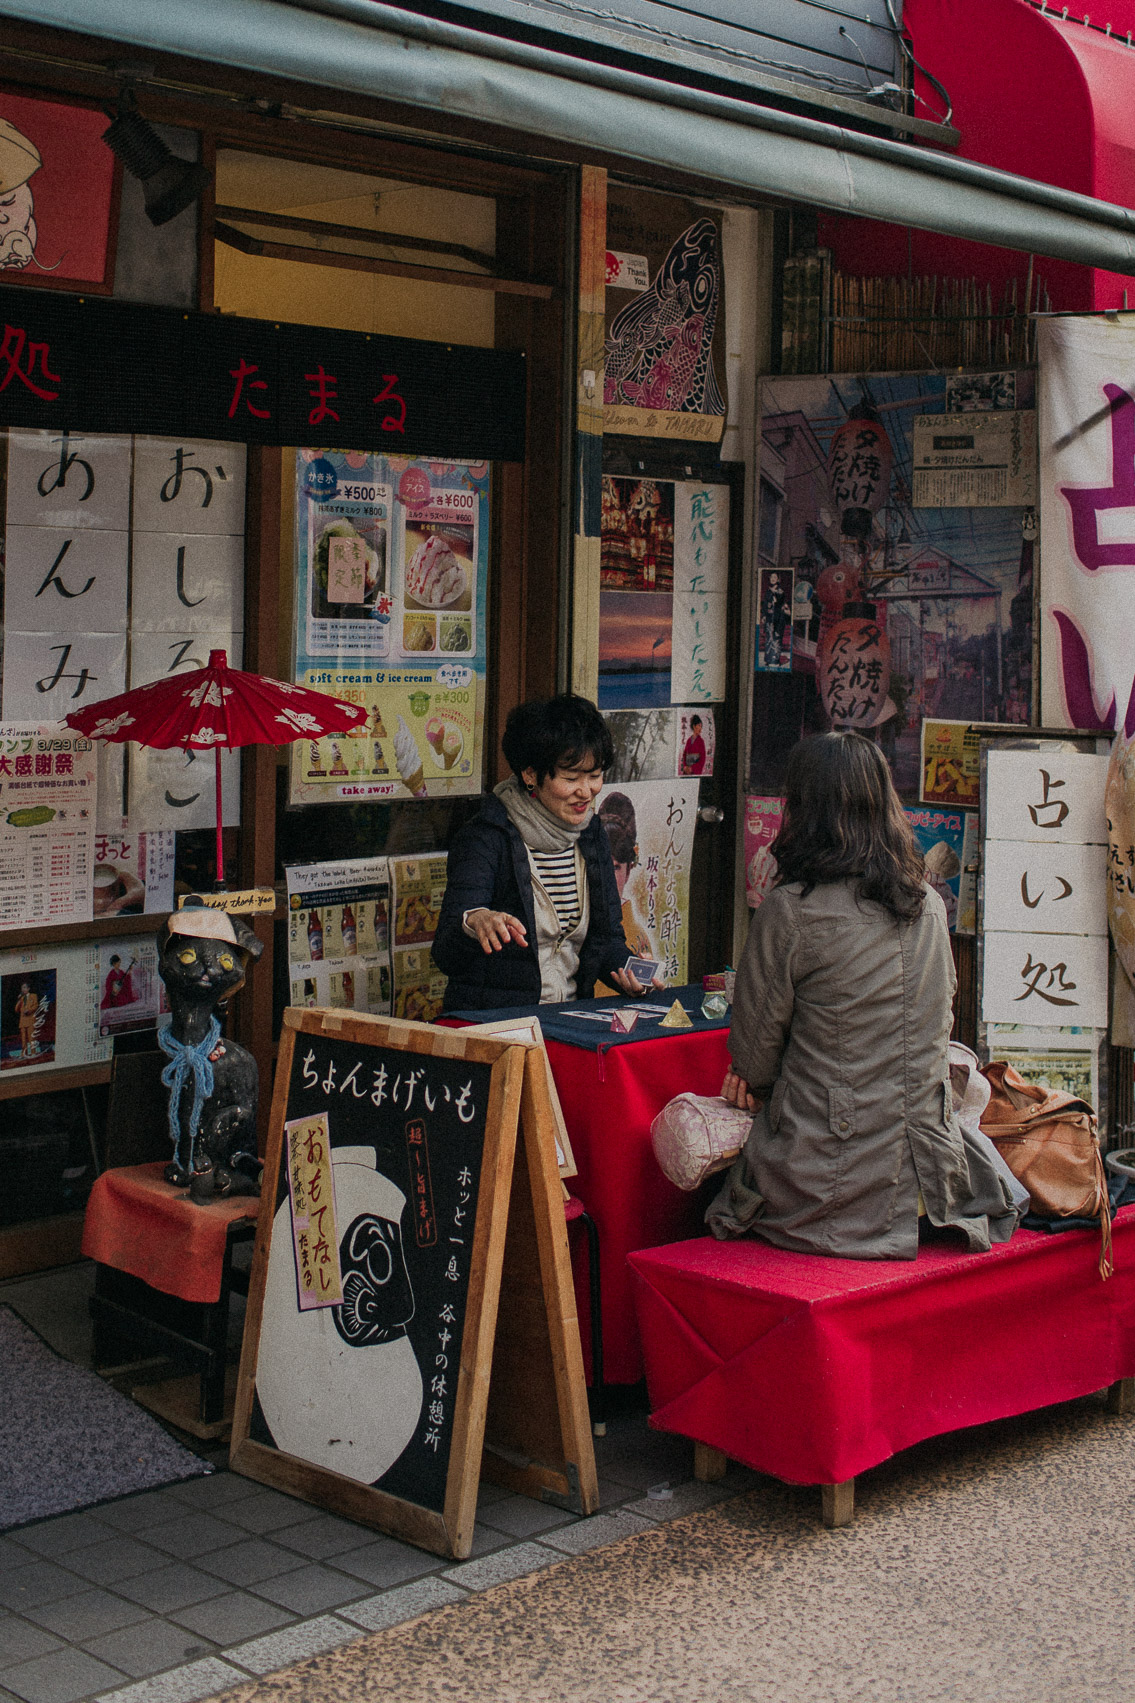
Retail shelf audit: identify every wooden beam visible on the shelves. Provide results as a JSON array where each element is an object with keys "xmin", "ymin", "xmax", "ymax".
[
  {"xmin": 214, "ymin": 204, "xmax": 496, "ymax": 270},
  {"xmin": 570, "ymin": 165, "xmax": 606, "ymax": 702},
  {"xmin": 821, "ymin": 1480, "xmax": 855, "ymax": 1528},
  {"xmin": 214, "ymin": 224, "xmax": 555, "ymax": 298}
]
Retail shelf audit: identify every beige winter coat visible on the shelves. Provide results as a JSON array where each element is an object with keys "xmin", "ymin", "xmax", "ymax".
[{"xmin": 707, "ymin": 878, "xmax": 1019, "ymax": 1259}]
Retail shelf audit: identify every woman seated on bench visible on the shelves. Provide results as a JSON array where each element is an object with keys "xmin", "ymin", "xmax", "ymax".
[{"xmin": 710, "ymin": 731, "xmax": 1021, "ymax": 1260}]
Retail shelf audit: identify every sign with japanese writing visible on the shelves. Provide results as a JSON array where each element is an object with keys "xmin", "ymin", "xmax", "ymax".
[
  {"xmin": 904, "ymin": 806, "xmax": 966, "ymax": 932},
  {"xmin": 231, "ymin": 1010, "xmax": 595, "ymax": 1560},
  {"xmin": 598, "ymin": 475, "xmax": 728, "ymax": 709},
  {"xmin": 1038, "ymin": 315, "xmax": 1135, "ymax": 734},
  {"xmin": 0, "ymin": 720, "xmax": 96, "ymax": 928},
  {"xmin": 284, "ymin": 1112, "xmax": 344, "ymax": 1311},
  {"xmin": 743, "ymin": 795, "xmax": 782, "ymax": 910},
  {"xmin": 595, "ymin": 779, "xmax": 698, "ymax": 985},
  {"xmin": 912, "ymin": 410, "xmax": 1036, "ymax": 507},
  {"xmin": 981, "ymin": 743, "xmax": 1110, "ymax": 1030},
  {"xmin": 984, "ymin": 749, "xmax": 1109, "ymax": 846},
  {"xmin": 0, "ymin": 285, "xmax": 526, "ymax": 461}
]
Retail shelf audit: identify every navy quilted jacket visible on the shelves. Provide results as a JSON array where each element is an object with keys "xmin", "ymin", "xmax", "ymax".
[{"xmin": 432, "ymin": 792, "xmax": 630, "ymax": 1011}]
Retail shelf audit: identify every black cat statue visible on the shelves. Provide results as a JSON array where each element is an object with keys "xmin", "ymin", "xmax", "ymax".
[{"xmin": 156, "ymin": 900, "xmax": 263, "ymax": 1204}]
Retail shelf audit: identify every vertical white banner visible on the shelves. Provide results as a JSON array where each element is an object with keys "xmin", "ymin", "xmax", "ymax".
[{"xmin": 1039, "ymin": 316, "xmax": 1135, "ymax": 731}]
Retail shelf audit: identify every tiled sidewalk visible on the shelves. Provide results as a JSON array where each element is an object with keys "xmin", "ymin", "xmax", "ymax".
[{"xmin": 0, "ymin": 1418, "xmax": 756, "ymax": 1703}]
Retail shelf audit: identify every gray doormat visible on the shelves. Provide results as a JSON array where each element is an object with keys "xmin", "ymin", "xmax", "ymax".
[{"xmin": 0, "ymin": 1304, "xmax": 210, "ymax": 1531}]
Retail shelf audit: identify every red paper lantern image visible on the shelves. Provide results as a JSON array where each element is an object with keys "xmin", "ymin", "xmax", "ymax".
[
  {"xmin": 827, "ymin": 404, "xmax": 894, "ymax": 542},
  {"xmin": 817, "ymin": 602, "xmax": 891, "ymax": 728}
]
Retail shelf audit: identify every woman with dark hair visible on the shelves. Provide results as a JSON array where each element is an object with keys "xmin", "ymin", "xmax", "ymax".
[
  {"xmin": 709, "ymin": 731, "xmax": 1020, "ymax": 1259},
  {"xmin": 432, "ymin": 694, "xmax": 650, "ymax": 1011}
]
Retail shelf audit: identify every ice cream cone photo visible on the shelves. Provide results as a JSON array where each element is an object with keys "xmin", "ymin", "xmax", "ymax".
[
  {"xmin": 394, "ymin": 715, "xmax": 429, "ymax": 797},
  {"xmin": 442, "ymin": 726, "xmax": 463, "ymax": 770}
]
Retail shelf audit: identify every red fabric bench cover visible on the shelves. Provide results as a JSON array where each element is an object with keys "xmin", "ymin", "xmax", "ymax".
[
  {"xmin": 82, "ymin": 1162, "xmax": 260, "ymax": 1304},
  {"xmin": 629, "ymin": 1209, "xmax": 1135, "ymax": 1486}
]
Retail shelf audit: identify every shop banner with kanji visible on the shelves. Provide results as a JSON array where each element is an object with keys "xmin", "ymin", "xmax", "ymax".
[{"xmin": 1038, "ymin": 316, "xmax": 1135, "ymax": 734}]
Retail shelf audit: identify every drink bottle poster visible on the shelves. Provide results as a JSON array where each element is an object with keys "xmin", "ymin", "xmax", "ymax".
[
  {"xmin": 291, "ymin": 452, "xmax": 487, "ymax": 803},
  {"xmin": 285, "ymin": 857, "xmax": 393, "ymax": 1016}
]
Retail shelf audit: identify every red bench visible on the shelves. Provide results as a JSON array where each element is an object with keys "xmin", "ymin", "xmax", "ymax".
[{"xmin": 629, "ymin": 1208, "xmax": 1135, "ymax": 1526}]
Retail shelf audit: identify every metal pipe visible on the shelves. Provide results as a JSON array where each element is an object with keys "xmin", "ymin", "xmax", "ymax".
[{"xmin": 8, "ymin": 0, "xmax": 1135, "ymax": 270}]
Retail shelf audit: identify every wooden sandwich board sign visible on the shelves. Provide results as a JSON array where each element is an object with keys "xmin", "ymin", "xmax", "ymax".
[{"xmin": 230, "ymin": 1009, "xmax": 598, "ymax": 1560}]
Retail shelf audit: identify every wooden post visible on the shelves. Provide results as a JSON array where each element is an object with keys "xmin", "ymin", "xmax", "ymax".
[
  {"xmin": 693, "ymin": 1442, "xmax": 728, "ymax": 1482},
  {"xmin": 570, "ymin": 164, "xmax": 606, "ymax": 703},
  {"xmin": 821, "ymin": 1480, "xmax": 855, "ymax": 1528},
  {"xmin": 1106, "ymin": 1378, "xmax": 1135, "ymax": 1415}
]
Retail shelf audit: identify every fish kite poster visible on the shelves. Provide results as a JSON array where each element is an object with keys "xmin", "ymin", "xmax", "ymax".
[{"xmin": 603, "ymin": 187, "xmax": 727, "ymax": 443}]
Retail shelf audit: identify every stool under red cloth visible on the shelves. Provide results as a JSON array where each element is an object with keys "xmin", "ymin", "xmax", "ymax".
[
  {"xmin": 629, "ymin": 1208, "xmax": 1135, "ymax": 1526},
  {"xmin": 82, "ymin": 1162, "xmax": 259, "ymax": 1429}
]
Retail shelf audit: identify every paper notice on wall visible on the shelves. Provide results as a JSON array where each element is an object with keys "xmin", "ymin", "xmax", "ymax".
[
  {"xmin": 0, "ymin": 940, "xmax": 112, "ymax": 1075},
  {"xmin": 389, "ymin": 854, "xmax": 448, "ymax": 1021},
  {"xmin": 0, "ymin": 723, "xmax": 97, "ymax": 929},
  {"xmin": 905, "ymin": 806, "xmax": 966, "ymax": 932},
  {"xmin": 91, "ymin": 829, "xmax": 176, "ymax": 917},
  {"xmin": 912, "ymin": 410, "xmax": 1036, "ymax": 507},
  {"xmin": 671, "ymin": 482, "xmax": 728, "ymax": 703},
  {"xmin": 981, "ymin": 930, "xmax": 1108, "ymax": 1029},
  {"xmin": 286, "ymin": 857, "xmax": 392, "ymax": 1016}
]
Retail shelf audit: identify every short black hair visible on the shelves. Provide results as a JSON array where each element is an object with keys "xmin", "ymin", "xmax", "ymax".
[
  {"xmin": 689, "ymin": 715, "xmax": 702, "ymax": 729},
  {"xmin": 500, "ymin": 694, "xmax": 614, "ymax": 785}
]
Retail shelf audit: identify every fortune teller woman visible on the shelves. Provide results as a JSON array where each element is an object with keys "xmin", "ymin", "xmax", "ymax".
[
  {"xmin": 433, "ymin": 693, "xmax": 654, "ymax": 1011},
  {"xmin": 709, "ymin": 730, "xmax": 1022, "ymax": 1259}
]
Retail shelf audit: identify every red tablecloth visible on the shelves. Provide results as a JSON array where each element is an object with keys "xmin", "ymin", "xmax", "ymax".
[
  {"xmin": 548, "ymin": 1029, "xmax": 730, "ymax": 1383},
  {"xmin": 82, "ymin": 1162, "xmax": 260, "ymax": 1303},
  {"xmin": 630, "ymin": 1210, "xmax": 1135, "ymax": 1485}
]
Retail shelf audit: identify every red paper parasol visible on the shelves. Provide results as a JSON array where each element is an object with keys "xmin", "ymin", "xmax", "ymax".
[{"xmin": 65, "ymin": 649, "xmax": 366, "ymax": 886}]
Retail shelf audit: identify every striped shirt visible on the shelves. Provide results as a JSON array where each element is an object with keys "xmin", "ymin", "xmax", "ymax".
[{"xmin": 528, "ymin": 846, "xmax": 582, "ymax": 937}]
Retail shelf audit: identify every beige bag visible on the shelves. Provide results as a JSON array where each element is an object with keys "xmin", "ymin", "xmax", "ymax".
[{"xmin": 651, "ymin": 1093, "xmax": 753, "ymax": 1192}]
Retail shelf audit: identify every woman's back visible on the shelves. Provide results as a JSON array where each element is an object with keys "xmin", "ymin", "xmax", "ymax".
[{"xmin": 717, "ymin": 878, "xmax": 1013, "ymax": 1260}]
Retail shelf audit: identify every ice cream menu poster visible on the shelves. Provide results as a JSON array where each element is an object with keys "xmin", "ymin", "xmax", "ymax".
[{"xmin": 290, "ymin": 452, "xmax": 487, "ymax": 805}]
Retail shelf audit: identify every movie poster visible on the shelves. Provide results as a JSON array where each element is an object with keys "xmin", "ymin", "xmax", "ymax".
[
  {"xmin": 752, "ymin": 371, "xmax": 1036, "ymax": 799},
  {"xmin": 594, "ymin": 779, "xmax": 698, "ymax": 985}
]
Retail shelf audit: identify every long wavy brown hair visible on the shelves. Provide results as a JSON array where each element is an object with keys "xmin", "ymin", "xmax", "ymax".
[{"xmin": 771, "ymin": 732, "xmax": 925, "ymax": 921}]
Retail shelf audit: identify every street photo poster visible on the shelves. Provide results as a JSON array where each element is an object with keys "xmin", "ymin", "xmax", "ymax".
[
  {"xmin": 604, "ymin": 186, "xmax": 727, "ymax": 443},
  {"xmin": 752, "ymin": 371, "xmax": 1036, "ymax": 799},
  {"xmin": 291, "ymin": 452, "xmax": 487, "ymax": 804},
  {"xmin": 286, "ymin": 857, "xmax": 393, "ymax": 1016},
  {"xmin": 1038, "ymin": 315, "xmax": 1135, "ymax": 736},
  {"xmin": 594, "ymin": 779, "xmax": 698, "ymax": 985},
  {"xmin": 598, "ymin": 476, "xmax": 727, "ymax": 709},
  {"xmin": 743, "ymin": 795, "xmax": 782, "ymax": 910},
  {"xmin": 0, "ymin": 90, "xmax": 119, "ymax": 291}
]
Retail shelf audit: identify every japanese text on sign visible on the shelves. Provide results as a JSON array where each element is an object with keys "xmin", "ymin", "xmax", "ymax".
[{"xmin": 284, "ymin": 1111, "xmax": 344, "ymax": 1310}]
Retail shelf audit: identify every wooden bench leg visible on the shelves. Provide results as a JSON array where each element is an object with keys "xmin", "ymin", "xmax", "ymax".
[
  {"xmin": 1107, "ymin": 1378, "xmax": 1135, "ymax": 1415},
  {"xmin": 821, "ymin": 1479, "xmax": 855, "ymax": 1528},
  {"xmin": 693, "ymin": 1443, "xmax": 728, "ymax": 1482}
]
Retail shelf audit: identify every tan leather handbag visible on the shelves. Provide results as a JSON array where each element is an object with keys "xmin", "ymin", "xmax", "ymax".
[{"xmin": 980, "ymin": 1060, "xmax": 1111, "ymax": 1276}]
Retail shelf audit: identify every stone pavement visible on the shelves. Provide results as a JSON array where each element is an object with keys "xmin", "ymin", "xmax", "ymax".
[{"xmin": 0, "ymin": 1258, "xmax": 754, "ymax": 1703}]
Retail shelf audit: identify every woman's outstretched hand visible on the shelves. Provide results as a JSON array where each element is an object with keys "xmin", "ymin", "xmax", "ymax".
[
  {"xmin": 721, "ymin": 1069, "xmax": 757, "ymax": 1113},
  {"xmin": 466, "ymin": 908, "xmax": 528, "ymax": 953}
]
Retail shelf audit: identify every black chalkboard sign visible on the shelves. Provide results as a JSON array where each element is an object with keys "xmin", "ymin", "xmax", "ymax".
[{"xmin": 231, "ymin": 1009, "xmax": 597, "ymax": 1559}]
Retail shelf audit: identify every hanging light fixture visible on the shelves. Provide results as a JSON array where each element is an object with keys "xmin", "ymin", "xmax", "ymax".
[{"xmin": 102, "ymin": 91, "xmax": 210, "ymax": 227}]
